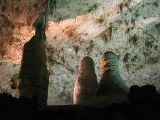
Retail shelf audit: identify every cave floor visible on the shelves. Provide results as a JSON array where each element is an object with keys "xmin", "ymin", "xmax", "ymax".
[{"xmin": 38, "ymin": 101, "xmax": 160, "ymax": 120}]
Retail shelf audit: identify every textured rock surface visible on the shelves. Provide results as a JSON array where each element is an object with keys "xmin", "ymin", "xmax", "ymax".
[
  {"xmin": 96, "ymin": 51, "xmax": 128, "ymax": 101},
  {"xmin": 19, "ymin": 35, "xmax": 49, "ymax": 109},
  {"xmin": 0, "ymin": 0, "xmax": 160, "ymax": 105},
  {"xmin": 19, "ymin": 13, "xmax": 49, "ymax": 110},
  {"xmin": 73, "ymin": 56, "xmax": 98, "ymax": 104}
]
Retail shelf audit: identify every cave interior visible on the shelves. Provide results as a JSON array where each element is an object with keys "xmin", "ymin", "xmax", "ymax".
[{"xmin": 0, "ymin": 0, "xmax": 160, "ymax": 119}]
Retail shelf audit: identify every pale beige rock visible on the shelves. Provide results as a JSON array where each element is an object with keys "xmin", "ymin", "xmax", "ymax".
[{"xmin": 73, "ymin": 56, "xmax": 98, "ymax": 104}]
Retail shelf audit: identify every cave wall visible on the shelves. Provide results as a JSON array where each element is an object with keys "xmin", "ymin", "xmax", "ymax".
[
  {"xmin": 0, "ymin": 0, "xmax": 47, "ymax": 96},
  {"xmin": 0, "ymin": 0, "xmax": 160, "ymax": 105}
]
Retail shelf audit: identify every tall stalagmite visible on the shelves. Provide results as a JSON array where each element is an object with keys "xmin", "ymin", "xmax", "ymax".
[
  {"xmin": 73, "ymin": 56, "xmax": 98, "ymax": 104},
  {"xmin": 19, "ymin": 13, "xmax": 49, "ymax": 110}
]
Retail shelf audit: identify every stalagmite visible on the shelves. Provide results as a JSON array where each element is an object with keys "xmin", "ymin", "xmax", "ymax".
[
  {"xmin": 96, "ymin": 51, "xmax": 128, "ymax": 100},
  {"xmin": 19, "ymin": 13, "xmax": 49, "ymax": 110},
  {"xmin": 73, "ymin": 56, "xmax": 98, "ymax": 104},
  {"xmin": 10, "ymin": 74, "xmax": 20, "ymax": 98}
]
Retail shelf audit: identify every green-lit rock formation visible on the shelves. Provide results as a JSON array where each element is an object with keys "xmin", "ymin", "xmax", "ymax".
[{"xmin": 96, "ymin": 51, "xmax": 128, "ymax": 101}]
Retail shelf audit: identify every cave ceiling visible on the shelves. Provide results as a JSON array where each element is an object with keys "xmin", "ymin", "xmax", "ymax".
[{"xmin": 0, "ymin": 0, "xmax": 102, "ymax": 62}]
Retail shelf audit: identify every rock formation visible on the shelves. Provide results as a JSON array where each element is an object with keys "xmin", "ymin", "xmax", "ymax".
[
  {"xmin": 10, "ymin": 74, "xmax": 20, "ymax": 98},
  {"xmin": 73, "ymin": 56, "xmax": 98, "ymax": 104},
  {"xmin": 128, "ymin": 85, "xmax": 159, "ymax": 103},
  {"xmin": 1, "ymin": 84, "xmax": 160, "ymax": 120},
  {"xmin": 96, "ymin": 51, "xmax": 128, "ymax": 101},
  {"xmin": 19, "ymin": 13, "xmax": 49, "ymax": 110},
  {"xmin": 0, "ymin": 0, "xmax": 160, "ymax": 105}
]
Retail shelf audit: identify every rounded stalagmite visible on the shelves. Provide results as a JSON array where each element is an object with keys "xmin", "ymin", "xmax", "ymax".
[
  {"xmin": 73, "ymin": 56, "xmax": 98, "ymax": 104},
  {"xmin": 96, "ymin": 51, "xmax": 129, "ymax": 101}
]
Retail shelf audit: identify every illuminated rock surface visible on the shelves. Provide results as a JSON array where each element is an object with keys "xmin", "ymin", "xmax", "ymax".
[
  {"xmin": 73, "ymin": 56, "xmax": 98, "ymax": 104},
  {"xmin": 0, "ymin": 0, "xmax": 160, "ymax": 105}
]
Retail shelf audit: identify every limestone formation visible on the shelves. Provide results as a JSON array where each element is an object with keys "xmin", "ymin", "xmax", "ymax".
[
  {"xmin": 96, "ymin": 51, "xmax": 129, "ymax": 100},
  {"xmin": 73, "ymin": 56, "xmax": 98, "ymax": 104},
  {"xmin": 128, "ymin": 85, "xmax": 158, "ymax": 103},
  {"xmin": 0, "ymin": 0, "xmax": 160, "ymax": 106},
  {"xmin": 19, "ymin": 13, "xmax": 49, "ymax": 110},
  {"xmin": 10, "ymin": 74, "xmax": 20, "ymax": 98}
]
